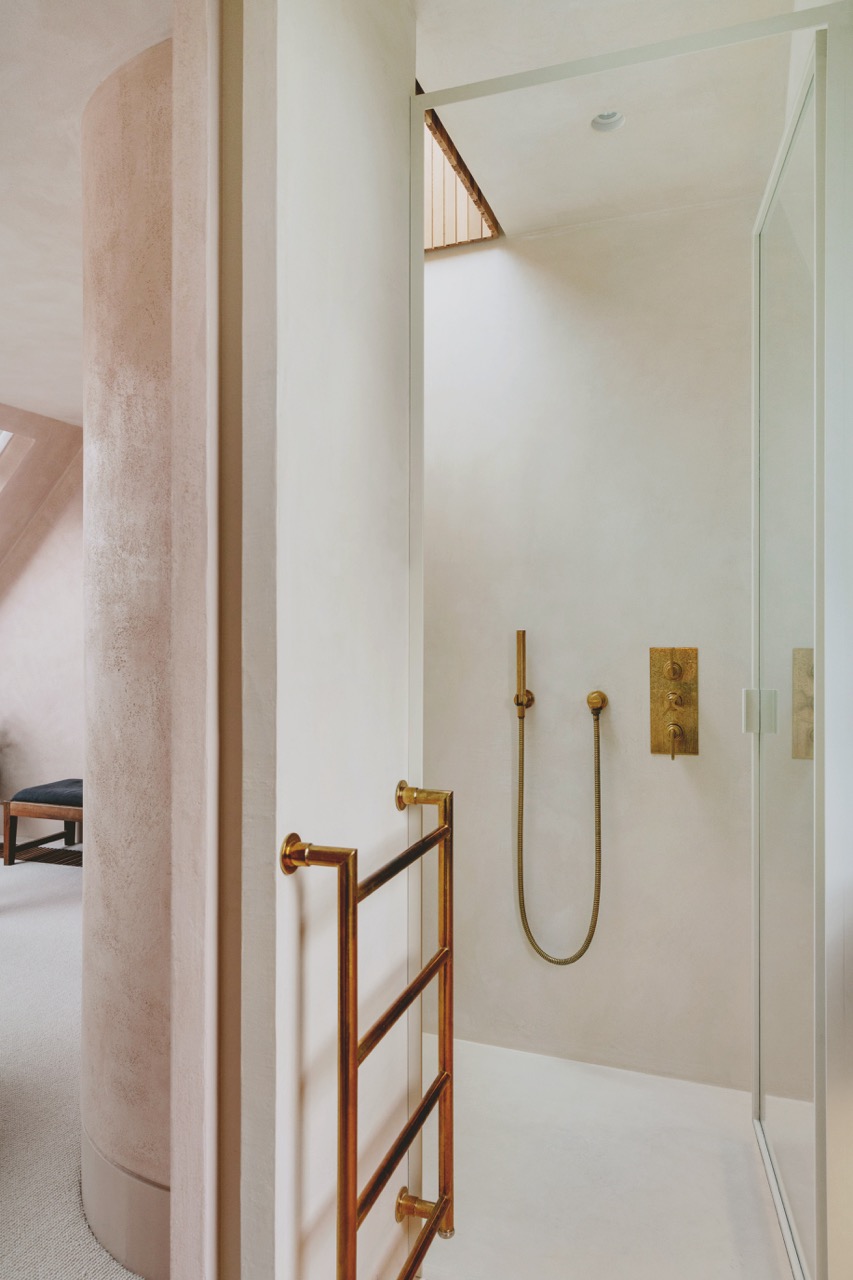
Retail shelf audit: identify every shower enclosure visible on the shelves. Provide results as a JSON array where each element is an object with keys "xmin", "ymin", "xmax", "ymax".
[{"xmin": 412, "ymin": 8, "xmax": 853, "ymax": 1280}]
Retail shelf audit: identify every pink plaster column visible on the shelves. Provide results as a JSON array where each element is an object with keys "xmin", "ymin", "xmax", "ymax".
[{"xmin": 81, "ymin": 40, "xmax": 173, "ymax": 1280}]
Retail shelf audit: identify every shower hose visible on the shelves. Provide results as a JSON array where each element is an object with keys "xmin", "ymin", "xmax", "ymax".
[{"xmin": 516, "ymin": 700, "xmax": 603, "ymax": 965}]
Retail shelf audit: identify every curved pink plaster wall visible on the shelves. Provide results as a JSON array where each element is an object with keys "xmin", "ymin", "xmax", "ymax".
[{"xmin": 81, "ymin": 40, "xmax": 173, "ymax": 1280}]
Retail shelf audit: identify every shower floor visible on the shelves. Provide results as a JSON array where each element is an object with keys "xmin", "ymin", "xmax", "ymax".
[{"xmin": 420, "ymin": 1035, "xmax": 792, "ymax": 1280}]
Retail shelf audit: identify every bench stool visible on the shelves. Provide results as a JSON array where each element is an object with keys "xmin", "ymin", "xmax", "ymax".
[{"xmin": 3, "ymin": 778, "xmax": 83, "ymax": 866}]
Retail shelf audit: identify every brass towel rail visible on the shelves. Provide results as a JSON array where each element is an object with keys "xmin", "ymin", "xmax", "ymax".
[{"xmin": 279, "ymin": 780, "xmax": 454, "ymax": 1280}]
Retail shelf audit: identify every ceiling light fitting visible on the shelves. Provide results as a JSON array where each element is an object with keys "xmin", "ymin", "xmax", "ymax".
[{"xmin": 591, "ymin": 111, "xmax": 625, "ymax": 133}]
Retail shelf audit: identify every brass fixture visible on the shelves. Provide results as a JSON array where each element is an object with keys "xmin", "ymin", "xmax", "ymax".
[
  {"xmin": 396, "ymin": 1188, "xmax": 435, "ymax": 1223},
  {"xmin": 279, "ymin": 782, "xmax": 455, "ymax": 1276},
  {"xmin": 514, "ymin": 630, "xmax": 607, "ymax": 965},
  {"xmin": 792, "ymin": 648, "xmax": 815, "ymax": 760},
  {"xmin": 650, "ymin": 647, "xmax": 698, "ymax": 758},
  {"xmin": 514, "ymin": 629, "xmax": 534, "ymax": 717}
]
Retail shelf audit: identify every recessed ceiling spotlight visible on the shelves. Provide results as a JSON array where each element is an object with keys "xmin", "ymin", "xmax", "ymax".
[{"xmin": 591, "ymin": 110, "xmax": 625, "ymax": 132}]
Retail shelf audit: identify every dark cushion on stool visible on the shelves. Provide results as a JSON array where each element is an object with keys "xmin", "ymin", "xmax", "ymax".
[{"xmin": 12, "ymin": 778, "xmax": 83, "ymax": 807}]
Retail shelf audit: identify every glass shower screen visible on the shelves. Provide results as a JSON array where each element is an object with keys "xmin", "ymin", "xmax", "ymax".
[{"xmin": 757, "ymin": 77, "xmax": 819, "ymax": 1280}]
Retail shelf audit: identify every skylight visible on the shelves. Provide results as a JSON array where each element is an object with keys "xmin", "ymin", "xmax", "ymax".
[
  {"xmin": 424, "ymin": 108, "xmax": 500, "ymax": 252},
  {"xmin": 0, "ymin": 431, "xmax": 35, "ymax": 496}
]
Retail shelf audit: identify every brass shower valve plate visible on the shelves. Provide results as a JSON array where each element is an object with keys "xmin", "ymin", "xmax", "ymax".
[
  {"xmin": 792, "ymin": 647, "xmax": 814, "ymax": 760},
  {"xmin": 650, "ymin": 648, "xmax": 698, "ymax": 757}
]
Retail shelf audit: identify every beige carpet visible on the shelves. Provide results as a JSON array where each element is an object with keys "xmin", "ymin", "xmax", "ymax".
[{"xmin": 0, "ymin": 862, "xmax": 139, "ymax": 1278}]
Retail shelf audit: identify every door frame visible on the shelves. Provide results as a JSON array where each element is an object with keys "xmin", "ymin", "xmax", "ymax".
[
  {"xmin": 216, "ymin": 2, "xmax": 853, "ymax": 1275},
  {"xmin": 217, "ymin": 0, "xmax": 280, "ymax": 1275},
  {"xmin": 170, "ymin": 1, "xmax": 222, "ymax": 1276},
  {"xmin": 819, "ymin": 9, "xmax": 853, "ymax": 1277}
]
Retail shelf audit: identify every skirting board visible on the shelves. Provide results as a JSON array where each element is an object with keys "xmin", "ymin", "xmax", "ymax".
[{"xmin": 82, "ymin": 1127, "xmax": 170, "ymax": 1280}]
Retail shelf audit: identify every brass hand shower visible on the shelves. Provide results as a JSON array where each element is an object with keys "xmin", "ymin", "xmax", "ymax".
[{"xmin": 515, "ymin": 630, "xmax": 607, "ymax": 965}]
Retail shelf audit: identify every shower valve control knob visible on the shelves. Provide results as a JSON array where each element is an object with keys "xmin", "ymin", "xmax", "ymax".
[{"xmin": 666, "ymin": 723, "xmax": 684, "ymax": 760}]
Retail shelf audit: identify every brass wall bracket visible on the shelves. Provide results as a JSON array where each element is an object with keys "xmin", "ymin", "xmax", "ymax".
[
  {"xmin": 515, "ymin": 630, "xmax": 535, "ymax": 718},
  {"xmin": 396, "ymin": 1187, "xmax": 436, "ymax": 1224},
  {"xmin": 650, "ymin": 648, "xmax": 698, "ymax": 758},
  {"xmin": 396, "ymin": 780, "xmax": 452, "ymax": 811},
  {"xmin": 280, "ymin": 832, "xmax": 308, "ymax": 875}
]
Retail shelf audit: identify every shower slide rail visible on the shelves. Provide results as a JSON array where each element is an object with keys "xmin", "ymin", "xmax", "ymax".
[{"xmin": 279, "ymin": 781, "xmax": 454, "ymax": 1280}]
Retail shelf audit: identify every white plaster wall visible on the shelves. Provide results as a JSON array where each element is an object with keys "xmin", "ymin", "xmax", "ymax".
[
  {"xmin": 424, "ymin": 200, "xmax": 755, "ymax": 1090},
  {"xmin": 275, "ymin": 3, "xmax": 415, "ymax": 1278},
  {"xmin": 0, "ymin": 456, "xmax": 84, "ymax": 827}
]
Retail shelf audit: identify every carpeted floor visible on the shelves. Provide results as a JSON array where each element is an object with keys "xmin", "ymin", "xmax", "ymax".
[{"xmin": 0, "ymin": 861, "xmax": 139, "ymax": 1278}]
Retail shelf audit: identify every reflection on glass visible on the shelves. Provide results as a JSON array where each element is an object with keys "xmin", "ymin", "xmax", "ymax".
[{"xmin": 758, "ymin": 85, "xmax": 816, "ymax": 1277}]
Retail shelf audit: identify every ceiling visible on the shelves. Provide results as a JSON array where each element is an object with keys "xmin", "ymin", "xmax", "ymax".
[
  {"xmin": 416, "ymin": 0, "xmax": 822, "ymax": 236},
  {"xmin": 0, "ymin": 1, "xmax": 172, "ymax": 425},
  {"xmin": 0, "ymin": 1, "xmax": 827, "ymax": 422}
]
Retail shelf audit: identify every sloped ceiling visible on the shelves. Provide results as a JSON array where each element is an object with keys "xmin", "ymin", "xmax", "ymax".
[
  {"xmin": 416, "ymin": 0, "xmax": 822, "ymax": 235},
  {"xmin": 0, "ymin": 2, "xmax": 172, "ymax": 425},
  {"xmin": 0, "ymin": 402, "xmax": 81, "ymax": 570}
]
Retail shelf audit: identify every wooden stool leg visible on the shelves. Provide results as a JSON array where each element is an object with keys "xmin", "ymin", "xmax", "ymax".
[
  {"xmin": 64, "ymin": 821, "xmax": 76, "ymax": 847},
  {"xmin": 5, "ymin": 809, "xmax": 17, "ymax": 866}
]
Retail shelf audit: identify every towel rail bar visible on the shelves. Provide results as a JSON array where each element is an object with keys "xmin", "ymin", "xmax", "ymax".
[
  {"xmin": 357, "ymin": 823, "xmax": 450, "ymax": 902},
  {"xmin": 358, "ymin": 947, "xmax": 450, "ymax": 1065}
]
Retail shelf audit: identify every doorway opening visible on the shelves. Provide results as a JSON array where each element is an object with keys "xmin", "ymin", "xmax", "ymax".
[{"xmin": 412, "ymin": 10, "xmax": 833, "ymax": 1280}]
